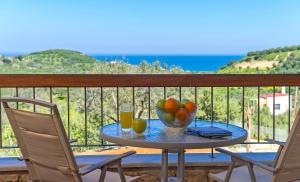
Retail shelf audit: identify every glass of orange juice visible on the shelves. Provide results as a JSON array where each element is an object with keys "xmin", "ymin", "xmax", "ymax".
[{"xmin": 120, "ymin": 104, "xmax": 133, "ymax": 132}]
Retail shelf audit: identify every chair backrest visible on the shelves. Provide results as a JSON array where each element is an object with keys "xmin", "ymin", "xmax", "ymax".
[
  {"xmin": 1, "ymin": 97, "xmax": 81, "ymax": 182},
  {"xmin": 273, "ymin": 109, "xmax": 300, "ymax": 181}
]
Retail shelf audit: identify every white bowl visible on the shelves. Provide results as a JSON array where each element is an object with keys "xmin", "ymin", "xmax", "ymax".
[{"xmin": 156, "ymin": 108, "xmax": 197, "ymax": 128}]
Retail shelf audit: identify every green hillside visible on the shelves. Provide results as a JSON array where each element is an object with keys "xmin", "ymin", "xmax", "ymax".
[
  {"xmin": 28, "ymin": 49, "xmax": 96, "ymax": 64},
  {"xmin": 0, "ymin": 49, "xmax": 97, "ymax": 73},
  {"xmin": 218, "ymin": 45, "xmax": 300, "ymax": 73},
  {"xmin": 0, "ymin": 49, "xmax": 186, "ymax": 74}
]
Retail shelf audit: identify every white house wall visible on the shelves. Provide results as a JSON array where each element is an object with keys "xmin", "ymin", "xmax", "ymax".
[{"xmin": 266, "ymin": 96, "xmax": 289, "ymax": 115}]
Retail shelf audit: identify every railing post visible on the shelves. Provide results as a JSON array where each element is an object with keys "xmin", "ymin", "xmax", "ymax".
[
  {"xmin": 258, "ymin": 86, "xmax": 260, "ymax": 142},
  {"xmin": 273, "ymin": 86, "xmax": 276, "ymax": 140},
  {"xmin": 84, "ymin": 87, "xmax": 87, "ymax": 146},
  {"xmin": 288, "ymin": 86, "xmax": 291, "ymax": 133},
  {"xmin": 132, "ymin": 87, "xmax": 135, "ymax": 117},
  {"xmin": 210, "ymin": 87, "xmax": 214, "ymax": 158},
  {"xmin": 16, "ymin": 87, "xmax": 19, "ymax": 109},
  {"xmin": 33, "ymin": 87, "xmax": 36, "ymax": 112},
  {"xmin": 148, "ymin": 87, "xmax": 151, "ymax": 127},
  {"xmin": 101, "ymin": 87, "xmax": 104, "ymax": 145},
  {"xmin": 65, "ymin": 87, "xmax": 70, "ymax": 140},
  {"xmin": 194, "ymin": 87, "xmax": 197, "ymax": 127},
  {"xmin": 50, "ymin": 87, "xmax": 53, "ymax": 114},
  {"xmin": 117, "ymin": 87, "xmax": 119, "ymax": 122},
  {"xmin": 0, "ymin": 87, "xmax": 2, "ymax": 148},
  {"xmin": 242, "ymin": 87, "xmax": 245, "ymax": 129},
  {"xmin": 211, "ymin": 87, "xmax": 214, "ymax": 123},
  {"xmin": 179, "ymin": 87, "xmax": 182, "ymax": 101},
  {"xmin": 227, "ymin": 87, "xmax": 230, "ymax": 125}
]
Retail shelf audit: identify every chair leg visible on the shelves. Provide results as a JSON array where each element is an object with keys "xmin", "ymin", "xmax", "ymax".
[
  {"xmin": 117, "ymin": 162, "xmax": 126, "ymax": 182},
  {"xmin": 99, "ymin": 166, "xmax": 107, "ymax": 182},
  {"xmin": 246, "ymin": 163, "xmax": 256, "ymax": 182},
  {"xmin": 224, "ymin": 163, "xmax": 234, "ymax": 182},
  {"xmin": 224, "ymin": 157, "xmax": 237, "ymax": 182}
]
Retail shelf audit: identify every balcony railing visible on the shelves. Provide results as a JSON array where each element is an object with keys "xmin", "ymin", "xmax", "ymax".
[{"xmin": 1, "ymin": 74, "xmax": 300, "ymax": 152}]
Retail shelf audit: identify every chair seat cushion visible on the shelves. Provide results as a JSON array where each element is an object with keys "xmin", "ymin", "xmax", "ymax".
[
  {"xmin": 208, "ymin": 166, "xmax": 272, "ymax": 182},
  {"xmin": 82, "ymin": 169, "xmax": 138, "ymax": 182}
]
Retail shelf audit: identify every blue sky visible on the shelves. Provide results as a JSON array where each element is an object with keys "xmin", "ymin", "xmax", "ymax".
[{"xmin": 0, "ymin": 0, "xmax": 300, "ymax": 55}]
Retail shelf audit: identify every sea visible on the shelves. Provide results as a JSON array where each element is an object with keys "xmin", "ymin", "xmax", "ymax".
[
  {"xmin": 2, "ymin": 53, "xmax": 243, "ymax": 72},
  {"xmin": 91, "ymin": 55, "xmax": 243, "ymax": 72}
]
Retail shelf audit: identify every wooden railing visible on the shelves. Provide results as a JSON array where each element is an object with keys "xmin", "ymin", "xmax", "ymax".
[
  {"xmin": 1, "ymin": 74, "xmax": 300, "ymax": 150},
  {"xmin": 1, "ymin": 74, "xmax": 300, "ymax": 87}
]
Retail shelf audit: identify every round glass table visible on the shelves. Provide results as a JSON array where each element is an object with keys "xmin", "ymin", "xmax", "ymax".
[{"xmin": 99, "ymin": 120, "xmax": 247, "ymax": 182}]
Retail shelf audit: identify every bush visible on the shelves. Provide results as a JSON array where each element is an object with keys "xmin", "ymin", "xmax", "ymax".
[
  {"xmin": 227, "ymin": 60, "xmax": 237, "ymax": 66},
  {"xmin": 2, "ymin": 59, "xmax": 11, "ymax": 64}
]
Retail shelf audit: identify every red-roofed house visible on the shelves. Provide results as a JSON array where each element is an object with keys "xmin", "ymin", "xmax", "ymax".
[{"xmin": 260, "ymin": 87, "xmax": 289, "ymax": 115}]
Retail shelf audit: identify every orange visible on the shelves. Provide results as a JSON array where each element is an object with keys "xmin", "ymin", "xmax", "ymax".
[
  {"xmin": 175, "ymin": 108, "xmax": 189, "ymax": 122},
  {"xmin": 164, "ymin": 98, "xmax": 179, "ymax": 113},
  {"xmin": 184, "ymin": 102, "xmax": 197, "ymax": 113}
]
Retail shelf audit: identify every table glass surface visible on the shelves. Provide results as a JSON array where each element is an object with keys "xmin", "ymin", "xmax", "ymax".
[{"xmin": 99, "ymin": 120, "xmax": 247, "ymax": 149}]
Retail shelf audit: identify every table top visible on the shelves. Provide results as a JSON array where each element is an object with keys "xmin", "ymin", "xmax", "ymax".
[{"xmin": 99, "ymin": 120, "xmax": 247, "ymax": 150}]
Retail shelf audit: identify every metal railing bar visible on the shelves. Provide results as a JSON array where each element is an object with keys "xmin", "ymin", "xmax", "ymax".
[
  {"xmin": 70, "ymin": 144, "xmax": 122, "ymax": 147},
  {"xmin": 16, "ymin": 87, "xmax": 19, "ymax": 109},
  {"xmin": 273, "ymin": 86, "xmax": 275, "ymax": 140},
  {"xmin": 211, "ymin": 87, "xmax": 214, "ymax": 123},
  {"xmin": 50, "ymin": 87, "xmax": 53, "ymax": 114},
  {"xmin": 258, "ymin": 86, "xmax": 260, "ymax": 142},
  {"xmin": 84, "ymin": 87, "xmax": 87, "ymax": 146},
  {"xmin": 194, "ymin": 87, "xmax": 197, "ymax": 127},
  {"xmin": 164, "ymin": 87, "xmax": 166, "ymax": 99},
  {"xmin": 67, "ymin": 87, "xmax": 70, "ymax": 139},
  {"xmin": 179, "ymin": 87, "xmax": 182, "ymax": 101},
  {"xmin": 132, "ymin": 87, "xmax": 135, "ymax": 116},
  {"xmin": 210, "ymin": 87, "xmax": 214, "ymax": 158},
  {"xmin": 227, "ymin": 87, "xmax": 229, "ymax": 125},
  {"xmin": 288, "ymin": 86, "xmax": 291, "ymax": 133},
  {"xmin": 1, "ymin": 142, "xmax": 276, "ymax": 149},
  {"xmin": 242, "ymin": 87, "xmax": 245, "ymax": 128},
  {"xmin": 0, "ymin": 88, "xmax": 2, "ymax": 148},
  {"xmin": 148, "ymin": 87, "xmax": 151, "ymax": 123},
  {"xmin": 101, "ymin": 87, "xmax": 104, "ymax": 145},
  {"xmin": 116, "ymin": 87, "xmax": 119, "ymax": 122},
  {"xmin": 0, "ymin": 144, "xmax": 122, "ymax": 149},
  {"xmin": 242, "ymin": 141, "xmax": 270, "ymax": 144},
  {"xmin": 33, "ymin": 87, "xmax": 36, "ymax": 112}
]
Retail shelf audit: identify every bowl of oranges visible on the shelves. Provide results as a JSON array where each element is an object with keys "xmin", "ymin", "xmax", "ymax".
[{"xmin": 156, "ymin": 98, "xmax": 197, "ymax": 128}]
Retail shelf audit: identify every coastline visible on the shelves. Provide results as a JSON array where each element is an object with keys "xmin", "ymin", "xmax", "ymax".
[{"xmin": 91, "ymin": 55, "xmax": 243, "ymax": 71}]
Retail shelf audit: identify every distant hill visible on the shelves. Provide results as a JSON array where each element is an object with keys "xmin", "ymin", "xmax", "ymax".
[
  {"xmin": 28, "ymin": 49, "xmax": 96, "ymax": 64},
  {"xmin": 0, "ymin": 49, "xmax": 186, "ymax": 74},
  {"xmin": 0, "ymin": 49, "xmax": 97, "ymax": 73},
  {"xmin": 218, "ymin": 45, "xmax": 300, "ymax": 73}
]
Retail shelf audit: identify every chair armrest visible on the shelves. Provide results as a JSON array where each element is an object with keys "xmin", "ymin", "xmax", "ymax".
[
  {"xmin": 216, "ymin": 148, "xmax": 254, "ymax": 163},
  {"xmin": 69, "ymin": 139, "xmax": 78, "ymax": 144},
  {"xmin": 265, "ymin": 138, "xmax": 285, "ymax": 146},
  {"xmin": 79, "ymin": 151, "xmax": 136, "ymax": 175},
  {"xmin": 251, "ymin": 161, "xmax": 277, "ymax": 173},
  {"xmin": 216, "ymin": 148, "xmax": 276, "ymax": 173},
  {"xmin": 17, "ymin": 156, "xmax": 29, "ymax": 161}
]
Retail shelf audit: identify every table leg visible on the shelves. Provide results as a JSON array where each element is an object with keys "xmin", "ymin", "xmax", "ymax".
[
  {"xmin": 177, "ymin": 149, "xmax": 185, "ymax": 182},
  {"xmin": 162, "ymin": 149, "xmax": 168, "ymax": 182}
]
